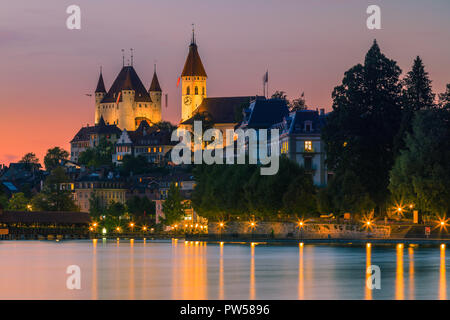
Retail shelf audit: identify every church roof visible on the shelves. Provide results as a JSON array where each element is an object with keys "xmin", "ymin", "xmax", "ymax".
[
  {"xmin": 239, "ymin": 98, "xmax": 290, "ymax": 129},
  {"xmin": 181, "ymin": 42, "xmax": 207, "ymax": 78},
  {"xmin": 181, "ymin": 96, "xmax": 255, "ymax": 125},
  {"xmin": 101, "ymin": 66, "xmax": 152, "ymax": 103},
  {"xmin": 95, "ymin": 72, "xmax": 106, "ymax": 93},
  {"xmin": 149, "ymin": 71, "xmax": 162, "ymax": 92}
]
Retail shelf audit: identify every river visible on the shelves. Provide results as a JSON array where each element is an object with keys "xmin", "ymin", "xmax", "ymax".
[{"xmin": 0, "ymin": 239, "xmax": 447, "ymax": 299}]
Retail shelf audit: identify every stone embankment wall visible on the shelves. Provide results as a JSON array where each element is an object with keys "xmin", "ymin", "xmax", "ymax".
[{"xmin": 208, "ymin": 221, "xmax": 391, "ymax": 239}]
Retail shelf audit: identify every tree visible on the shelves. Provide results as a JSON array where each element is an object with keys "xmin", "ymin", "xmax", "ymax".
[
  {"xmin": 8, "ymin": 193, "xmax": 30, "ymax": 211},
  {"xmin": 44, "ymin": 147, "xmax": 69, "ymax": 171},
  {"xmin": 322, "ymin": 40, "xmax": 403, "ymax": 214},
  {"xmin": 78, "ymin": 137, "xmax": 114, "ymax": 168},
  {"xmin": 126, "ymin": 196, "xmax": 156, "ymax": 222},
  {"xmin": 289, "ymin": 92, "xmax": 307, "ymax": 112},
  {"xmin": 389, "ymin": 109, "xmax": 450, "ymax": 216},
  {"xmin": 439, "ymin": 84, "xmax": 450, "ymax": 109},
  {"xmin": 0, "ymin": 194, "xmax": 8, "ymax": 210},
  {"xmin": 162, "ymin": 183, "xmax": 186, "ymax": 225},
  {"xmin": 88, "ymin": 192, "xmax": 103, "ymax": 218},
  {"xmin": 31, "ymin": 167, "xmax": 78, "ymax": 211},
  {"xmin": 19, "ymin": 152, "xmax": 39, "ymax": 165},
  {"xmin": 282, "ymin": 173, "xmax": 317, "ymax": 217},
  {"xmin": 395, "ymin": 56, "xmax": 436, "ymax": 152},
  {"xmin": 154, "ymin": 121, "xmax": 177, "ymax": 132},
  {"xmin": 271, "ymin": 91, "xmax": 288, "ymax": 101},
  {"xmin": 106, "ymin": 201, "xmax": 127, "ymax": 218}
]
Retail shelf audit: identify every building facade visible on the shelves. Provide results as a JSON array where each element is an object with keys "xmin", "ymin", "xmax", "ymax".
[
  {"xmin": 70, "ymin": 117, "xmax": 122, "ymax": 163},
  {"xmin": 112, "ymin": 120, "xmax": 176, "ymax": 165},
  {"xmin": 274, "ymin": 109, "xmax": 330, "ymax": 186},
  {"xmin": 73, "ymin": 175, "xmax": 127, "ymax": 212}
]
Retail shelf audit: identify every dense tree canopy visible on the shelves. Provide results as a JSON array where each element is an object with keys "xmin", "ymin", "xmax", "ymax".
[
  {"xmin": 192, "ymin": 157, "xmax": 317, "ymax": 221},
  {"xmin": 162, "ymin": 184, "xmax": 186, "ymax": 225},
  {"xmin": 19, "ymin": 152, "xmax": 40, "ymax": 165},
  {"xmin": 78, "ymin": 137, "xmax": 114, "ymax": 167},
  {"xmin": 322, "ymin": 40, "xmax": 403, "ymax": 214},
  {"xmin": 7, "ymin": 192, "xmax": 30, "ymax": 211},
  {"xmin": 395, "ymin": 56, "xmax": 436, "ymax": 152},
  {"xmin": 126, "ymin": 196, "xmax": 156, "ymax": 222},
  {"xmin": 44, "ymin": 147, "xmax": 69, "ymax": 171},
  {"xmin": 389, "ymin": 108, "xmax": 450, "ymax": 216}
]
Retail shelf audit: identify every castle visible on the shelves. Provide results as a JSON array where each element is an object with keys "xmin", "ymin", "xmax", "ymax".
[{"xmin": 94, "ymin": 64, "xmax": 162, "ymax": 131}]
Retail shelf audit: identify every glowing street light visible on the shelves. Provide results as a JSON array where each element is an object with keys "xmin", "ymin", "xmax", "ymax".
[
  {"xmin": 361, "ymin": 214, "xmax": 375, "ymax": 231},
  {"xmin": 435, "ymin": 216, "xmax": 450, "ymax": 232}
]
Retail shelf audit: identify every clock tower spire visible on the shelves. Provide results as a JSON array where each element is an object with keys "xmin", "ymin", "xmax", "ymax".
[{"xmin": 180, "ymin": 25, "xmax": 207, "ymax": 122}]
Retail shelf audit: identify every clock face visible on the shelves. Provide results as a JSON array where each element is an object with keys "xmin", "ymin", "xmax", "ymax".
[{"xmin": 184, "ymin": 96, "xmax": 192, "ymax": 105}]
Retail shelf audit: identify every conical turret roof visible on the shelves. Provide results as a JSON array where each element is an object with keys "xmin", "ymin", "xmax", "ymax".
[
  {"xmin": 149, "ymin": 71, "xmax": 162, "ymax": 92},
  {"xmin": 95, "ymin": 72, "xmax": 106, "ymax": 93}
]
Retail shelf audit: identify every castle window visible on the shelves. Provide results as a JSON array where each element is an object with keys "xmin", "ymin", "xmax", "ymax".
[
  {"xmin": 186, "ymin": 86, "xmax": 190, "ymax": 95},
  {"xmin": 195, "ymin": 86, "xmax": 198, "ymax": 95},
  {"xmin": 202, "ymin": 87, "xmax": 205, "ymax": 95}
]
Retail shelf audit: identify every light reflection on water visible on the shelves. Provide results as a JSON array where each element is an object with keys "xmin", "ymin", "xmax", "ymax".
[{"xmin": 0, "ymin": 240, "xmax": 448, "ymax": 300}]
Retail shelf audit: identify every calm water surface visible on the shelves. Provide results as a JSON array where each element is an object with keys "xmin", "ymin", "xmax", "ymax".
[{"xmin": 0, "ymin": 239, "xmax": 448, "ymax": 299}]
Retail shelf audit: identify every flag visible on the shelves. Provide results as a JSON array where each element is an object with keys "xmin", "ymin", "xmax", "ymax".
[
  {"xmin": 116, "ymin": 91, "xmax": 121, "ymax": 104},
  {"xmin": 262, "ymin": 71, "xmax": 268, "ymax": 84},
  {"xmin": 177, "ymin": 77, "xmax": 181, "ymax": 87}
]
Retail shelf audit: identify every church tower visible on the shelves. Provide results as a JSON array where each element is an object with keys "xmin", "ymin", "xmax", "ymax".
[
  {"xmin": 149, "ymin": 66, "xmax": 162, "ymax": 123},
  {"xmin": 94, "ymin": 69, "xmax": 106, "ymax": 124},
  {"xmin": 181, "ymin": 27, "xmax": 207, "ymax": 122}
]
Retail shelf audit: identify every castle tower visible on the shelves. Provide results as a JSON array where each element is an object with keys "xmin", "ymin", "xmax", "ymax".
[
  {"xmin": 149, "ymin": 66, "xmax": 162, "ymax": 123},
  {"xmin": 180, "ymin": 27, "xmax": 207, "ymax": 122},
  {"xmin": 94, "ymin": 69, "xmax": 106, "ymax": 124},
  {"xmin": 118, "ymin": 68, "xmax": 136, "ymax": 130}
]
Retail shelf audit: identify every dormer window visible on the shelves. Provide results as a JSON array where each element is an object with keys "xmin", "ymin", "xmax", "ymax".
[{"xmin": 304, "ymin": 121, "xmax": 312, "ymax": 132}]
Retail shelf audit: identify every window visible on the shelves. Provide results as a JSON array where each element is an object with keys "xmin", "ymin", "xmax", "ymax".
[
  {"xmin": 186, "ymin": 86, "xmax": 190, "ymax": 95},
  {"xmin": 202, "ymin": 87, "xmax": 205, "ymax": 95},
  {"xmin": 281, "ymin": 141, "xmax": 289, "ymax": 154},
  {"xmin": 304, "ymin": 141, "xmax": 313, "ymax": 152},
  {"xmin": 195, "ymin": 86, "xmax": 198, "ymax": 95},
  {"xmin": 304, "ymin": 121, "xmax": 312, "ymax": 132}
]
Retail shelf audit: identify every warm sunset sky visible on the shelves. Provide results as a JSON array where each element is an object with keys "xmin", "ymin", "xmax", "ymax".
[{"xmin": 1, "ymin": 0, "xmax": 449, "ymax": 165}]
